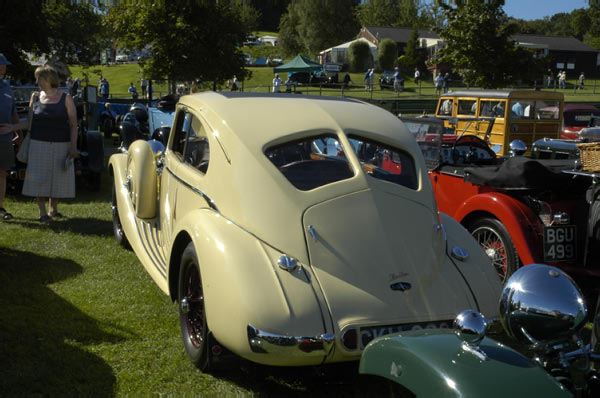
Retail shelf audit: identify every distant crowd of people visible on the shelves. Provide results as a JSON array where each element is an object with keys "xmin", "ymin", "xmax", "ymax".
[{"xmin": 547, "ymin": 69, "xmax": 585, "ymax": 90}]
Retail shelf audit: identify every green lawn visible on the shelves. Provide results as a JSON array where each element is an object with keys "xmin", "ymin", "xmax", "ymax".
[
  {"xmin": 0, "ymin": 144, "xmax": 388, "ymax": 396},
  {"xmin": 68, "ymin": 62, "xmax": 600, "ymax": 104}
]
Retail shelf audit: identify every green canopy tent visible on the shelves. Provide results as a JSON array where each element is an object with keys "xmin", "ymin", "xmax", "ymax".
[{"xmin": 273, "ymin": 55, "xmax": 322, "ymax": 73}]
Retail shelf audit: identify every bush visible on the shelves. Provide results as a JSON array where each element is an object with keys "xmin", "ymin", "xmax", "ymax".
[
  {"xmin": 349, "ymin": 40, "xmax": 372, "ymax": 73},
  {"xmin": 377, "ymin": 38, "xmax": 397, "ymax": 71}
]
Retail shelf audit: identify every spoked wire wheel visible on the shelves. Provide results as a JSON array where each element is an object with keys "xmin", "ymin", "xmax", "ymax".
[
  {"xmin": 178, "ymin": 242, "xmax": 211, "ymax": 370},
  {"xmin": 470, "ymin": 218, "xmax": 518, "ymax": 283}
]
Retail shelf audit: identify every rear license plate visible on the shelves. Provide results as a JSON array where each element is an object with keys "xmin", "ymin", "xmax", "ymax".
[
  {"xmin": 543, "ymin": 225, "xmax": 576, "ymax": 262},
  {"xmin": 360, "ymin": 320, "xmax": 452, "ymax": 349}
]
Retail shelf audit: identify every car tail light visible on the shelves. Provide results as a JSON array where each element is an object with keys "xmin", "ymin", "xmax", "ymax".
[{"xmin": 342, "ymin": 328, "xmax": 358, "ymax": 350}]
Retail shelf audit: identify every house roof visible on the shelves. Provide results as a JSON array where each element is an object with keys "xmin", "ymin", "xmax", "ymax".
[
  {"xmin": 361, "ymin": 26, "xmax": 439, "ymax": 43},
  {"xmin": 320, "ymin": 38, "xmax": 376, "ymax": 54},
  {"xmin": 361, "ymin": 26, "xmax": 597, "ymax": 54},
  {"xmin": 511, "ymin": 35, "xmax": 597, "ymax": 52}
]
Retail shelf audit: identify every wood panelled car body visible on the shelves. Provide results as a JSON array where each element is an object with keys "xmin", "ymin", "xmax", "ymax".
[{"xmin": 109, "ymin": 92, "xmax": 501, "ymax": 369}]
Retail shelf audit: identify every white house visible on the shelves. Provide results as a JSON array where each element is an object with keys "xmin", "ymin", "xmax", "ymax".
[{"xmin": 319, "ymin": 38, "xmax": 377, "ymax": 65}]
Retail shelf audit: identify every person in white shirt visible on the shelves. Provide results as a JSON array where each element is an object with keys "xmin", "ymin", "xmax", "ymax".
[
  {"xmin": 272, "ymin": 73, "xmax": 282, "ymax": 93},
  {"xmin": 414, "ymin": 68, "xmax": 420, "ymax": 85}
]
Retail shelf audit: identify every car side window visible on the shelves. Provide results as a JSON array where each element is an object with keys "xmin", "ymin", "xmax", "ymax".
[
  {"xmin": 480, "ymin": 100, "xmax": 505, "ymax": 118},
  {"xmin": 535, "ymin": 101, "xmax": 560, "ymax": 120},
  {"xmin": 458, "ymin": 100, "xmax": 477, "ymax": 116},
  {"xmin": 170, "ymin": 111, "xmax": 191, "ymax": 159},
  {"xmin": 510, "ymin": 100, "xmax": 535, "ymax": 119},
  {"xmin": 182, "ymin": 114, "xmax": 210, "ymax": 174},
  {"xmin": 438, "ymin": 99, "xmax": 453, "ymax": 116}
]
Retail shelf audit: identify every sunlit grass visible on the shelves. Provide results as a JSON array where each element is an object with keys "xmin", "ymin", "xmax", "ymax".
[{"xmin": 0, "ymin": 142, "xmax": 385, "ymax": 396}]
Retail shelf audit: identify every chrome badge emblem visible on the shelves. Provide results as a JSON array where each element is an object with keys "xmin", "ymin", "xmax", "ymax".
[{"xmin": 390, "ymin": 282, "xmax": 412, "ymax": 292}]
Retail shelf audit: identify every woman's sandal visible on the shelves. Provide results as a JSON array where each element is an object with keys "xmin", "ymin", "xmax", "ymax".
[
  {"xmin": 49, "ymin": 212, "xmax": 63, "ymax": 218},
  {"xmin": 0, "ymin": 208, "xmax": 13, "ymax": 220},
  {"xmin": 39, "ymin": 215, "xmax": 52, "ymax": 222}
]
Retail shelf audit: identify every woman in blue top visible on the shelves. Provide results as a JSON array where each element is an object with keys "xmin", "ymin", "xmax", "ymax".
[{"xmin": 4, "ymin": 65, "xmax": 78, "ymax": 221}]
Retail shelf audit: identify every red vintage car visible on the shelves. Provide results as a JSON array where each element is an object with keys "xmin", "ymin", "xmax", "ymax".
[
  {"xmin": 399, "ymin": 116, "xmax": 600, "ymax": 286},
  {"xmin": 547, "ymin": 104, "xmax": 600, "ymax": 140}
]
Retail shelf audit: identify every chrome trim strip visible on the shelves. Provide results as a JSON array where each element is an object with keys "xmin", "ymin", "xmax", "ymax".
[
  {"xmin": 165, "ymin": 166, "xmax": 220, "ymax": 212},
  {"xmin": 247, "ymin": 324, "xmax": 335, "ymax": 357},
  {"xmin": 133, "ymin": 219, "xmax": 167, "ymax": 278},
  {"xmin": 140, "ymin": 220, "xmax": 167, "ymax": 270}
]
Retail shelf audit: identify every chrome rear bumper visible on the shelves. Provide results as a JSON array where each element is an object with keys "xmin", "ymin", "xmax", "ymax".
[{"xmin": 247, "ymin": 324, "xmax": 335, "ymax": 357}]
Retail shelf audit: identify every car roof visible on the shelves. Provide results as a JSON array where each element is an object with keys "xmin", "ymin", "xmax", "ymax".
[
  {"xmin": 440, "ymin": 90, "xmax": 563, "ymax": 100},
  {"xmin": 178, "ymin": 92, "xmax": 416, "ymax": 150},
  {"xmin": 563, "ymin": 104, "xmax": 600, "ymax": 112}
]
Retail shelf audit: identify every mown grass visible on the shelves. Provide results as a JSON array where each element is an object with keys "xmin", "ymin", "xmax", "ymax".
[
  {"xmin": 0, "ymin": 142, "xmax": 388, "ymax": 397},
  {"xmin": 69, "ymin": 62, "xmax": 600, "ymax": 103}
]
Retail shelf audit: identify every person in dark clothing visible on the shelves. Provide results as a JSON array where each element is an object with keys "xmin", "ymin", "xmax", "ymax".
[{"xmin": 343, "ymin": 73, "xmax": 352, "ymax": 89}]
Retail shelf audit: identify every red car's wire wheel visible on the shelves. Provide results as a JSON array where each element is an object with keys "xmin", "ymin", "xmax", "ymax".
[
  {"xmin": 182, "ymin": 264, "xmax": 205, "ymax": 349},
  {"xmin": 470, "ymin": 219, "xmax": 518, "ymax": 283},
  {"xmin": 475, "ymin": 228, "xmax": 508, "ymax": 281}
]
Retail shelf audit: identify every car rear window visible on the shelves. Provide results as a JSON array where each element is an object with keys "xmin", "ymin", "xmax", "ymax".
[
  {"xmin": 348, "ymin": 135, "xmax": 418, "ymax": 190},
  {"xmin": 265, "ymin": 135, "xmax": 354, "ymax": 191}
]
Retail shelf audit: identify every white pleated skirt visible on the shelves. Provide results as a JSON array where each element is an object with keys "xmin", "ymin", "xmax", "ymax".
[{"xmin": 22, "ymin": 139, "xmax": 75, "ymax": 198}]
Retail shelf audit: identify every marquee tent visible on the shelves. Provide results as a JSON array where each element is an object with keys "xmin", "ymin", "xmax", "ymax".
[{"xmin": 273, "ymin": 55, "xmax": 322, "ymax": 73}]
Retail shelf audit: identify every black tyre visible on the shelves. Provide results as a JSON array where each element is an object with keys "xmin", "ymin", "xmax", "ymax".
[
  {"xmin": 111, "ymin": 179, "xmax": 130, "ymax": 249},
  {"xmin": 591, "ymin": 294, "xmax": 600, "ymax": 355},
  {"xmin": 469, "ymin": 218, "xmax": 519, "ymax": 283},
  {"xmin": 178, "ymin": 242, "xmax": 211, "ymax": 371}
]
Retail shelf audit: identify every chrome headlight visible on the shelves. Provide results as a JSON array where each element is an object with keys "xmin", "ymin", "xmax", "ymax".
[{"xmin": 499, "ymin": 264, "xmax": 587, "ymax": 347}]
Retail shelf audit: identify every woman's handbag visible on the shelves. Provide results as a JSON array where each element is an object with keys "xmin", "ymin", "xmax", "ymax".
[
  {"xmin": 16, "ymin": 92, "xmax": 38, "ymax": 163},
  {"xmin": 16, "ymin": 133, "xmax": 30, "ymax": 163}
]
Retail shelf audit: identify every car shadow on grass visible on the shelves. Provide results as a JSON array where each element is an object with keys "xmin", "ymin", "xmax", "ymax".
[
  {"xmin": 0, "ymin": 247, "xmax": 120, "ymax": 397},
  {"xmin": 8, "ymin": 216, "xmax": 112, "ymax": 237},
  {"xmin": 213, "ymin": 361, "xmax": 390, "ymax": 397}
]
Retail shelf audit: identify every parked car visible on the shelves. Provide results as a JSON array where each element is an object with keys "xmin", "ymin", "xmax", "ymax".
[
  {"xmin": 556, "ymin": 104, "xmax": 600, "ymax": 140},
  {"xmin": 115, "ymin": 53, "xmax": 129, "ymax": 63},
  {"xmin": 400, "ymin": 116, "xmax": 600, "ymax": 287},
  {"xmin": 287, "ymin": 71, "xmax": 326, "ymax": 86},
  {"xmin": 379, "ymin": 70, "xmax": 402, "ymax": 90},
  {"xmin": 109, "ymin": 92, "xmax": 501, "ymax": 370},
  {"xmin": 435, "ymin": 90, "xmax": 564, "ymax": 156},
  {"xmin": 360, "ymin": 263, "xmax": 600, "ymax": 397}
]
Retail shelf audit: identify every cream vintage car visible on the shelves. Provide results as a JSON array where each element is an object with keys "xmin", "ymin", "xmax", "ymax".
[{"xmin": 109, "ymin": 92, "xmax": 501, "ymax": 371}]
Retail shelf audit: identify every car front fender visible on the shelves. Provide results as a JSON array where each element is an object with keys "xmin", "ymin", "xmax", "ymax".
[
  {"xmin": 452, "ymin": 192, "xmax": 542, "ymax": 265},
  {"xmin": 174, "ymin": 210, "xmax": 329, "ymax": 366},
  {"xmin": 441, "ymin": 213, "xmax": 501, "ymax": 318},
  {"xmin": 359, "ymin": 329, "xmax": 571, "ymax": 397}
]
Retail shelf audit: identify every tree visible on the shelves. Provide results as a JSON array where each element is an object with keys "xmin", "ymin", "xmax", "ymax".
[
  {"xmin": 107, "ymin": 2, "xmax": 249, "ymax": 88},
  {"xmin": 403, "ymin": 27, "xmax": 420, "ymax": 66},
  {"xmin": 435, "ymin": 0, "xmax": 542, "ymax": 88},
  {"xmin": 279, "ymin": 0, "xmax": 360, "ymax": 57},
  {"xmin": 377, "ymin": 38, "xmax": 398, "ymax": 70},
  {"xmin": 238, "ymin": 3, "xmax": 262, "ymax": 33},
  {"xmin": 355, "ymin": 0, "xmax": 428, "ymax": 29},
  {"xmin": 279, "ymin": 5, "xmax": 304, "ymax": 57},
  {"xmin": 356, "ymin": 0, "xmax": 401, "ymax": 27},
  {"xmin": 348, "ymin": 40, "xmax": 372, "ymax": 72},
  {"xmin": 0, "ymin": 0, "xmax": 103, "ymax": 81}
]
